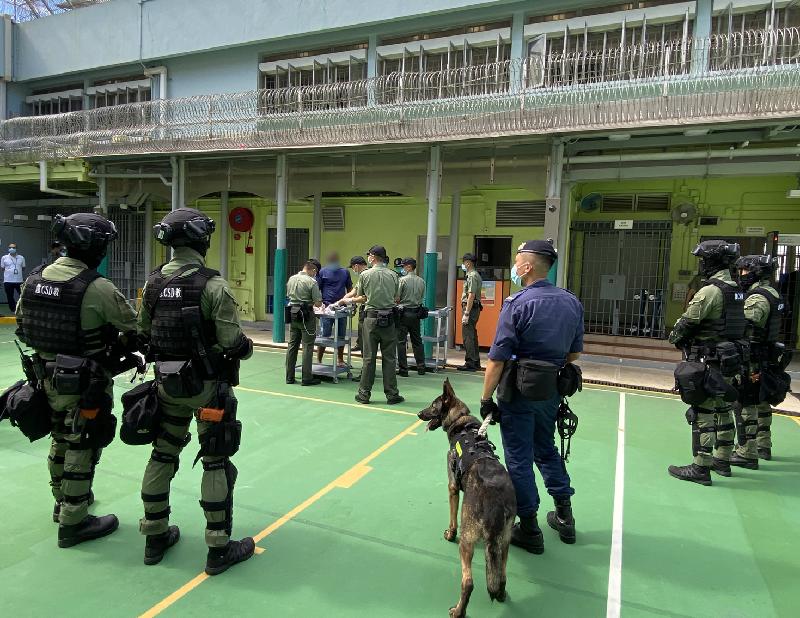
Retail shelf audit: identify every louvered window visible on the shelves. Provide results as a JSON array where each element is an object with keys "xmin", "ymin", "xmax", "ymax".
[
  {"xmin": 636, "ymin": 194, "xmax": 671, "ymax": 211},
  {"xmin": 322, "ymin": 206, "xmax": 345, "ymax": 231},
  {"xmin": 496, "ymin": 201, "xmax": 546, "ymax": 227},
  {"xmin": 601, "ymin": 194, "xmax": 635, "ymax": 212}
]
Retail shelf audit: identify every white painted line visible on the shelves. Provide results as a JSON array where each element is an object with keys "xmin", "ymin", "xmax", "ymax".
[{"xmin": 607, "ymin": 392, "xmax": 626, "ymax": 618}]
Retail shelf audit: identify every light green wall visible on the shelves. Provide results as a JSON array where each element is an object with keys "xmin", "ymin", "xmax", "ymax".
[{"xmin": 570, "ymin": 175, "xmax": 800, "ymax": 328}]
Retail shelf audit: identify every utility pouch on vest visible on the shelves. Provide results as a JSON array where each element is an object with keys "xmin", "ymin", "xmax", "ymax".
[
  {"xmin": 155, "ymin": 360, "xmax": 204, "ymax": 398},
  {"xmin": 288, "ymin": 304, "xmax": 311, "ymax": 324},
  {"xmin": 714, "ymin": 341, "xmax": 742, "ymax": 378},
  {"xmin": 51, "ymin": 354, "xmax": 86, "ymax": 395},
  {"xmin": 496, "ymin": 360, "xmax": 518, "ymax": 403},
  {"xmin": 376, "ymin": 309, "xmax": 394, "ymax": 328},
  {"xmin": 3, "ymin": 381, "xmax": 52, "ymax": 442},
  {"xmin": 674, "ymin": 361, "xmax": 708, "ymax": 405},
  {"xmin": 704, "ymin": 365, "xmax": 739, "ymax": 402},
  {"xmin": 83, "ymin": 409, "xmax": 117, "ymax": 449},
  {"xmin": 120, "ymin": 379, "xmax": 161, "ymax": 446},
  {"xmin": 772, "ymin": 343, "xmax": 793, "ymax": 370},
  {"xmin": 194, "ymin": 384, "xmax": 241, "ymax": 465},
  {"xmin": 557, "ymin": 363, "xmax": 583, "ymax": 397},
  {"xmin": 416, "ymin": 306, "xmax": 430, "ymax": 320},
  {"xmin": 516, "ymin": 359, "xmax": 559, "ymax": 401},
  {"xmin": 760, "ymin": 365, "xmax": 791, "ymax": 406}
]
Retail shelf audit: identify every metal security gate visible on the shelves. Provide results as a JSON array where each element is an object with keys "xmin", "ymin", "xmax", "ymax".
[
  {"xmin": 568, "ymin": 221, "xmax": 671, "ymax": 338},
  {"xmin": 106, "ymin": 207, "xmax": 147, "ymax": 303}
]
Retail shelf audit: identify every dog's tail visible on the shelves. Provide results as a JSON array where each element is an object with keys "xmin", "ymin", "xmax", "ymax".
[{"xmin": 485, "ymin": 535, "xmax": 509, "ymax": 602}]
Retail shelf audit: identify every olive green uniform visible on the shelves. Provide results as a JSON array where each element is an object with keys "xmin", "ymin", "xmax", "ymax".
[
  {"xmin": 737, "ymin": 281, "xmax": 779, "ymax": 457},
  {"xmin": 461, "ymin": 269, "xmax": 483, "ymax": 368},
  {"xmin": 138, "ymin": 247, "xmax": 252, "ymax": 548},
  {"xmin": 668, "ymin": 269, "xmax": 738, "ymax": 467},
  {"xmin": 396, "ymin": 272, "xmax": 426, "ymax": 371},
  {"xmin": 356, "ymin": 263, "xmax": 400, "ymax": 401},
  {"xmin": 15, "ymin": 257, "xmax": 137, "ymax": 526},
  {"xmin": 285, "ymin": 272, "xmax": 321, "ymax": 383}
]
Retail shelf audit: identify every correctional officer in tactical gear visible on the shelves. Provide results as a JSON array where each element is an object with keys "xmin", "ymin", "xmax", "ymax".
[
  {"xmin": 16, "ymin": 212, "xmax": 137, "ymax": 547},
  {"xmin": 138, "ymin": 207, "xmax": 255, "ymax": 574},
  {"xmin": 731, "ymin": 255, "xmax": 784, "ymax": 466},
  {"xmin": 479, "ymin": 241, "xmax": 584, "ymax": 554},
  {"xmin": 668, "ymin": 240, "xmax": 745, "ymax": 486},
  {"xmin": 341, "ymin": 245, "xmax": 403, "ymax": 405},
  {"xmin": 286, "ymin": 260, "xmax": 323, "ymax": 386},
  {"xmin": 458, "ymin": 252, "xmax": 483, "ymax": 371},
  {"xmin": 396, "ymin": 257, "xmax": 426, "ymax": 377}
]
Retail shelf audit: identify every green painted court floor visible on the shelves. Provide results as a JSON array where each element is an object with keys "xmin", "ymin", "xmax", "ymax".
[{"xmin": 0, "ymin": 325, "xmax": 798, "ymax": 617}]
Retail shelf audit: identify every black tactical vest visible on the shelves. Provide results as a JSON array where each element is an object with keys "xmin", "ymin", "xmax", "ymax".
[
  {"xmin": 142, "ymin": 265, "xmax": 219, "ymax": 360},
  {"xmin": 697, "ymin": 279, "xmax": 746, "ymax": 341},
  {"xmin": 17, "ymin": 265, "xmax": 104, "ymax": 355},
  {"xmin": 448, "ymin": 426, "xmax": 500, "ymax": 492},
  {"xmin": 747, "ymin": 286, "xmax": 783, "ymax": 344}
]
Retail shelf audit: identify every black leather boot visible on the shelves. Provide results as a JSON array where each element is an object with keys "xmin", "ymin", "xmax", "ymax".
[
  {"xmin": 729, "ymin": 453, "xmax": 759, "ymax": 470},
  {"xmin": 758, "ymin": 448, "xmax": 771, "ymax": 460},
  {"xmin": 58, "ymin": 514, "xmax": 119, "ymax": 548},
  {"xmin": 711, "ymin": 457, "xmax": 732, "ymax": 477},
  {"xmin": 546, "ymin": 497, "xmax": 576, "ymax": 544},
  {"xmin": 205, "ymin": 537, "xmax": 256, "ymax": 576},
  {"xmin": 144, "ymin": 525, "xmax": 181, "ymax": 566},
  {"xmin": 668, "ymin": 463, "xmax": 712, "ymax": 486},
  {"xmin": 510, "ymin": 515, "xmax": 544, "ymax": 554}
]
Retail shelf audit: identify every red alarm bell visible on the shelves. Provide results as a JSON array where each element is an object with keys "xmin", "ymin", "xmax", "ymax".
[{"xmin": 228, "ymin": 207, "xmax": 254, "ymax": 233}]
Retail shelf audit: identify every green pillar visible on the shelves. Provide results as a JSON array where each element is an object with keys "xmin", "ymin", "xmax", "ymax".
[
  {"xmin": 272, "ymin": 247, "xmax": 287, "ymax": 343},
  {"xmin": 547, "ymin": 260, "xmax": 557, "ymax": 284},
  {"xmin": 423, "ymin": 252, "xmax": 438, "ymax": 358},
  {"xmin": 98, "ymin": 255, "xmax": 109, "ymax": 277}
]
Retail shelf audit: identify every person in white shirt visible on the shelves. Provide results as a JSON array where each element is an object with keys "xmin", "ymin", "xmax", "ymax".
[{"xmin": 2, "ymin": 243, "xmax": 26, "ymax": 313}]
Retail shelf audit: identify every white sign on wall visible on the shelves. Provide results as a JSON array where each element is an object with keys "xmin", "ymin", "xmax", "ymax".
[
  {"xmin": 745, "ymin": 226, "xmax": 765, "ymax": 235},
  {"xmin": 614, "ymin": 219, "xmax": 634, "ymax": 230}
]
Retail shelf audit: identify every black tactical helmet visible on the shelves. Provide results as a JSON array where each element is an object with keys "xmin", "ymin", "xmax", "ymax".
[
  {"xmin": 52, "ymin": 212, "xmax": 118, "ymax": 255},
  {"xmin": 153, "ymin": 208, "xmax": 216, "ymax": 252},
  {"xmin": 692, "ymin": 240, "xmax": 740, "ymax": 278},
  {"xmin": 736, "ymin": 254, "xmax": 777, "ymax": 288}
]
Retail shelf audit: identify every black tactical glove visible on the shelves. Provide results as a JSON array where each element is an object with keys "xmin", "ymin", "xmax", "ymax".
[{"xmin": 480, "ymin": 398, "xmax": 500, "ymax": 425}]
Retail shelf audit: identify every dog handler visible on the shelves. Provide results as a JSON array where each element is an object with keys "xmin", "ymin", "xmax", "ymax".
[{"xmin": 479, "ymin": 241, "xmax": 584, "ymax": 554}]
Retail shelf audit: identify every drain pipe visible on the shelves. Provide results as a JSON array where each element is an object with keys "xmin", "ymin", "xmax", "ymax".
[
  {"xmin": 39, "ymin": 161, "xmax": 86, "ymax": 198},
  {"xmin": 568, "ymin": 146, "xmax": 800, "ymax": 165}
]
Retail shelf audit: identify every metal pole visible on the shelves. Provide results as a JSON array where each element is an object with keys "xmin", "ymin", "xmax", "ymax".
[
  {"xmin": 273, "ymin": 154, "xmax": 288, "ymax": 343},
  {"xmin": 219, "ymin": 189, "xmax": 229, "ymax": 280},
  {"xmin": 178, "ymin": 157, "xmax": 186, "ymax": 208},
  {"xmin": 170, "ymin": 156, "xmax": 179, "ymax": 211},
  {"xmin": 312, "ymin": 192, "xmax": 322, "ymax": 259},
  {"xmin": 544, "ymin": 140, "xmax": 564, "ymax": 284},
  {"xmin": 423, "ymin": 145, "xmax": 441, "ymax": 357},
  {"xmin": 556, "ymin": 182, "xmax": 572, "ymax": 287},
  {"xmin": 144, "ymin": 199, "xmax": 153, "ymax": 277},
  {"xmin": 445, "ymin": 192, "xmax": 460, "ymax": 347},
  {"xmin": 97, "ymin": 164, "xmax": 109, "ymax": 276}
]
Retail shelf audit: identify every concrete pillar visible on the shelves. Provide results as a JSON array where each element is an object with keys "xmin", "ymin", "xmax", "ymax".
[
  {"xmin": 170, "ymin": 156, "xmax": 179, "ymax": 211},
  {"xmin": 445, "ymin": 192, "xmax": 461, "ymax": 347},
  {"xmin": 510, "ymin": 10, "xmax": 525, "ymax": 93},
  {"xmin": 367, "ymin": 33, "xmax": 378, "ymax": 106},
  {"xmin": 556, "ymin": 182, "xmax": 572, "ymax": 287},
  {"xmin": 423, "ymin": 145, "xmax": 442, "ymax": 356},
  {"xmin": 178, "ymin": 157, "xmax": 187, "ymax": 208},
  {"xmin": 97, "ymin": 165, "xmax": 109, "ymax": 276},
  {"xmin": 692, "ymin": 0, "xmax": 713, "ymax": 74},
  {"xmin": 144, "ymin": 199, "xmax": 153, "ymax": 277},
  {"xmin": 273, "ymin": 154, "xmax": 288, "ymax": 343},
  {"xmin": 219, "ymin": 190, "xmax": 229, "ymax": 280},
  {"xmin": 544, "ymin": 140, "xmax": 564, "ymax": 284},
  {"xmin": 312, "ymin": 192, "xmax": 322, "ymax": 259}
]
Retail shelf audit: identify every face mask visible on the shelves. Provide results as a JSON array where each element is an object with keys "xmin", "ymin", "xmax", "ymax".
[
  {"xmin": 461, "ymin": 264, "xmax": 467, "ymax": 273},
  {"xmin": 8, "ymin": 248, "xmax": 16, "ymax": 255},
  {"xmin": 59, "ymin": 249, "xmax": 67, "ymax": 257},
  {"xmin": 511, "ymin": 264, "xmax": 530, "ymax": 287}
]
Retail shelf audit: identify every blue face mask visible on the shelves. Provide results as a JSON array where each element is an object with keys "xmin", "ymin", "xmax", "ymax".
[
  {"xmin": 461, "ymin": 264, "xmax": 467, "ymax": 273},
  {"xmin": 511, "ymin": 264, "xmax": 530, "ymax": 287},
  {"xmin": 8, "ymin": 248, "xmax": 16, "ymax": 255},
  {"xmin": 59, "ymin": 249, "xmax": 67, "ymax": 257}
]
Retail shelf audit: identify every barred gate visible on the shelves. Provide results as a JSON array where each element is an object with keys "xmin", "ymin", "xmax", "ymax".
[
  {"xmin": 568, "ymin": 221, "xmax": 671, "ymax": 338},
  {"xmin": 106, "ymin": 207, "xmax": 146, "ymax": 303}
]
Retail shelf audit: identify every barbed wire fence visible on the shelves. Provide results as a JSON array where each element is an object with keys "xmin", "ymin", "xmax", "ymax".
[{"xmin": 2, "ymin": 27, "xmax": 800, "ymax": 164}]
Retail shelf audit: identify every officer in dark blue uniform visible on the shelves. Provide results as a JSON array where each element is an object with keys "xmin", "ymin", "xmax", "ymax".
[{"xmin": 480, "ymin": 240, "xmax": 584, "ymax": 555}]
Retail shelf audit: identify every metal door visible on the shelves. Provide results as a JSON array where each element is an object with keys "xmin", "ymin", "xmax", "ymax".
[
  {"xmin": 568, "ymin": 221, "xmax": 671, "ymax": 338},
  {"xmin": 106, "ymin": 207, "xmax": 146, "ymax": 303},
  {"xmin": 267, "ymin": 227, "xmax": 309, "ymax": 312}
]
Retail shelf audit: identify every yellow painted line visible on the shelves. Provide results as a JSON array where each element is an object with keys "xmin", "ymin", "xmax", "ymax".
[
  {"xmin": 254, "ymin": 546, "xmax": 266, "ymax": 555},
  {"xmin": 138, "ymin": 419, "xmax": 422, "ymax": 618},
  {"xmin": 236, "ymin": 385, "xmax": 417, "ymax": 417},
  {"xmin": 0, "ymin": 316, "xmax": 16, "ymax": 324},
  {"xmin": 791, "ymin": 416, "xmax": 800, "ymax": 427}
]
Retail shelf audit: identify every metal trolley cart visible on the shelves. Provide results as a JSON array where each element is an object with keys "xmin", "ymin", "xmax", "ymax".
[
  {"xmin": 307, "ymin": 305, "xmax": 354, "ymax": 383},
  {"xmin": 412, "ymin": 306, "xmax": 451, "ymax": 372}
]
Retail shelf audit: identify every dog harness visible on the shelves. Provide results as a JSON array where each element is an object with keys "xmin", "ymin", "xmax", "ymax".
[{"xmin": 449, "ymin": 427, "xmax": 500, "ymax": 492}]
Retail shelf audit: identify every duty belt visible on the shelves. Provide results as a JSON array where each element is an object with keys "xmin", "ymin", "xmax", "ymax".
[{"xmin": 365, "ymin": 309, "xmax": 395, "ymax": 318}]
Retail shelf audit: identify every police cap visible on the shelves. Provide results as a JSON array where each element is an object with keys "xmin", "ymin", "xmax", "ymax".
[
  {"xmin": 517, "ymin": 240, "xmax": 557, "ymax": 264},
  {"xmin": 367, "ymin": 245, "xmax": 388, "ymax": 260},
  {"xmin": 462, "ymin": 252, "xmax": 477, "ymax": 262},
  {"xmin": 401, "ymin": 257, "xmax": 417, "ymax": 268}
]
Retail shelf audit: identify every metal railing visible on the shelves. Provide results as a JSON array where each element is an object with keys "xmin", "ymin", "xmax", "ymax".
[{"xmin": 2, "ymin": 28, "xmax": 800, "ymax": 164}]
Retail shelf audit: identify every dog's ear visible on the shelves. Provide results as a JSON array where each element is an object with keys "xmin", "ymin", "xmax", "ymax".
[{"xmin": 442, "ymin": 378, "xmax": 455, "ymax": 406}]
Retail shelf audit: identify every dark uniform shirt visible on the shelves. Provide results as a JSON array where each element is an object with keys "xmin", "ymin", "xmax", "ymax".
[
  {"xmin": 319, "ymin": 266, "xmax": 352, "ymax": 305},
  {"xmin": 488, "ymin": 279, "xmax": 584, "ymax": 366}
]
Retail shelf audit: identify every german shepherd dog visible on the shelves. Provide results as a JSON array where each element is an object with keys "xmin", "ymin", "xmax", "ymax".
[{"xmin": 418, "ymin": 379, "xmax": 516, "ymax": 618}]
